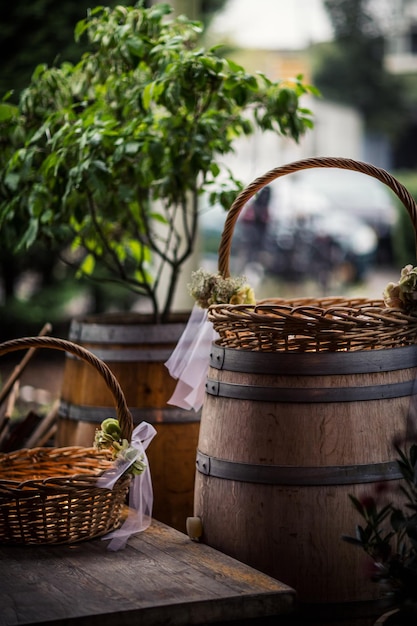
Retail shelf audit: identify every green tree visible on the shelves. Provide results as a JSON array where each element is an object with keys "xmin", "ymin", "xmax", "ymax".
[
  {"xmin": 312, "ymin": 0, "xmax": 407, "ymax": 138},
  {"xmin": 0, "ymin": 3, "xmax": 315, "ymax": 322},
  {"xmin": 0, "ymin": 0, "xmax": 227, "ymax": 320}
]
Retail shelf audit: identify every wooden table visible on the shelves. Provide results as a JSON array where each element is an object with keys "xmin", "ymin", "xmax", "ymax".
[{"xmin": 0, "ymin": 520, "xmax": 295, "ymax": 626}]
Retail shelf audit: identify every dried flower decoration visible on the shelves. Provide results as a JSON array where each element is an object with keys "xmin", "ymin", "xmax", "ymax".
[
  {"xmin": 188, "ymin": 268, "xmax": 255, "ymax": 308},
  {"xmin": 384, "ymin": 265, "xmax": 417, "ymax": 311}
]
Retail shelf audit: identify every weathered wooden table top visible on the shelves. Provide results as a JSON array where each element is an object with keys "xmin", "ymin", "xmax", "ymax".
[{"xmin": 0, "ymin": 519, "xmax": 295, "ymax": 626}]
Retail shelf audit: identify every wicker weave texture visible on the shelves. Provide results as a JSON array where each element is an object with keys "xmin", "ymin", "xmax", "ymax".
[
  {"xmin": 0, "ymin": 337, "xmax": 133, "ymax": 545},
  {"xmin": 209, "ymin": 158, "xmax": 417, "ymax": 352}
]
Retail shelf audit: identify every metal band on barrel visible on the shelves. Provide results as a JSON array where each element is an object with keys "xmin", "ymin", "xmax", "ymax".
[
  {"xmin": 59, "ymin": 401, "xmax": 200, "ymax": 423},
  {"xmin": 210, "ymin": 343, "xmax": 417, "ymax": 375},
  {"xmin": 205, "ymin": 378, "xmax": 416, "ymax": 403},
  {"xmin": 196, "ymin": 451, "xmax": 402, "ymax": 485}
]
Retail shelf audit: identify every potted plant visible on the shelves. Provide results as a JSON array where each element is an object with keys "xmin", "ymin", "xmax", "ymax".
[{"xmin": 0, "ymin": 1, "xmax": 315, "ymax": 529}]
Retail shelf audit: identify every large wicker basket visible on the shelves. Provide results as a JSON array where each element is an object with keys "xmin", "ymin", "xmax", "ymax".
[
  {"xmin": 0, "ymin": 336, "xmax": 134, "ymax": 545},
  {"xmin": 209, "ymin": 156, "xmax": 417, "ymax": 352}
]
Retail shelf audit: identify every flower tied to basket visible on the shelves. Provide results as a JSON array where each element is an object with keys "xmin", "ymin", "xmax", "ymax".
[
  {"xmin": 165, "ymin": 269, "xmax": 255, "ymax": 412},
  {"xmin": 188, "ymin": 268, "xmax": 256, "ymax": 308},
  {"xmin": 95, "ymin": 418, "xmax": 147, "ymax": 476},
  {"xmin": 95, "ymin": 417, "xmax": 156, "ymax": 551},
  {"xmin": 384, "ymin": 265, "xmax": 417, "ymax": 312}
]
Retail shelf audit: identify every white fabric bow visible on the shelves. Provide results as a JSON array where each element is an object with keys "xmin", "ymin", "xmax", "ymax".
[
  {"xmin": 98, "ymin": 420, "xmax": 157, "ymax": 551},
  {"xmin": 165, "ymin": 304, "xmax": 218, "ymax": 411}
]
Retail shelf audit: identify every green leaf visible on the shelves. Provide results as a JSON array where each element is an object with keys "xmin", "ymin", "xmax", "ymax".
[
  {"xmin": 128, "ymin": 240, "xmax": 151, "ymax": 263},
  {"xmin": 16, "ymin": 219, "xmax": 39, "ymax": 251},
  {"xmin": 148, "ymin": 3, "xmax": 173, "ymax": 20},
  {"xmin": 209, "ymin": 163, "xmax": 220, "ymax": 178},
  {"xmin": 0, "ymin": 103, "xmax": 18, "ymax": 122},
  {"xmin": 142, "ymin": 82, "xmax": 156, "ymax": 110},
  {"xmin": 149, "ymin": 212, "xmax": 168, "ymax": 225},
  {"xmin": 91, "ymin": 160, "xmax": 109, "ymax": 173},
  {"xmin": 78, "ymin": 254, "xmax": 95, "ymax": 276},
  {"xmin": 134, "ymin": 267, "xmax": 154, "ymax": 286},
  {"xmin": 124, "ymin": 142, "xmax": 141, "ymax": 156},
  {"xmin": 74, "ymin": 18, "xmax": 89, "ymax": 43},
  {"xmin": 226, "ymin": 59, "xmax": 244, "ymax": 73},
  {"xmin": 126, "ymin": 39, "xmax": 145, "ymax": 58},
  {"xmin": 4, "ymin": 173, "xmax": 20, "ymax": 192}
]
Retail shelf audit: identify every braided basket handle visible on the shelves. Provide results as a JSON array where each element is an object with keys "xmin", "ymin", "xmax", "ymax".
[
  {"xmin": 0, "ymin": 336, "xmax": 133, "ymax": 442},
  {"xmin": 218, "ymin": 156, "xmax": 417, "ymax": 278}
]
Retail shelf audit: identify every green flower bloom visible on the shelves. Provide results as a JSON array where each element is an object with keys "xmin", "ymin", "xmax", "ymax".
[{"xmin": 94, "ymin": 418, "xmax": 146, "ymax": 477}]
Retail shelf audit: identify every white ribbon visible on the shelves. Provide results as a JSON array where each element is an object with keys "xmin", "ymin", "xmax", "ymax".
[
  {"xmin": 165, "ymin": 304, "xmax": 218, "ymax": 411},
  {"xmin": 98, "ymin": 421, "xmax": 157, "ymax": 551}
]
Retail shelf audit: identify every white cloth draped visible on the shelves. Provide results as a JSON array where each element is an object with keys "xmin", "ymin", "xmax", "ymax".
[{"xmin": 165, "ymin": 305, "xmax": 218, "ymax": 411}]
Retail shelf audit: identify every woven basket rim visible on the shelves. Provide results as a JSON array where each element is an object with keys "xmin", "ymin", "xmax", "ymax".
[
  {"xmin": 208, "ymin": 297, "xmax": 417, "ymax": 353},
  {"xmin": 0, "ymin": 446, "xmax": 116, "ymax": 487}
]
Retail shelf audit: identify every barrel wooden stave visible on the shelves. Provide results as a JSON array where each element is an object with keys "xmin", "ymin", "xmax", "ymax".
[
  {"xmin": 56, "ymin": 314, "xmax": 200, "ymax": 532},
  {"xmin": 194, "ymin": 476, "xmax": 399, "ymax": 603},
  {"xmin": 194, "ymin": 347, "xmax": 415, "ymax": 604},
  {"xmin": 201, "ymin": 368, "xmax": 414, "ymax": 466}
]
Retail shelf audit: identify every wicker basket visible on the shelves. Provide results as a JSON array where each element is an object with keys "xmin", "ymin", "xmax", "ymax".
[
  {"xmin": 0, "ymin": 336, "xmax": 134, "ymax": 545},
  {"xmin": 209, "ymin": 156, "xmax": 417, "ymax": 352}
]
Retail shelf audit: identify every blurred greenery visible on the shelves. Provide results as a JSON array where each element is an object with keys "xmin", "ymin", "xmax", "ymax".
[
  {"xmin": 0, "ymin": 0, "xmax": 226, "ymax": 101},
  {"xmin": 1, "ymin": 0, "xmax": 117, "ymax": 100},
  {"xmin": 312, "ymin": 0, "xmax": 409, "ymax": 140},
  {"xmin": 0, "ymin": 280, "xmax": 80, "ymax": 341},
  {"xmin": 391, "ymin": 171, "xmax": 417, "ymax": 268},
  {"xmin": 0, "ymin": 277, "xmax": 140, "ymax": 341}
]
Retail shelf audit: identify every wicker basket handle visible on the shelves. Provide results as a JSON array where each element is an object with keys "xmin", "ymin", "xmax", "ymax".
[
  {"xmin": 218, "ymin": 156, "xmax": 417, "ymax": 278},
  {"xmin": 0, "ymin": 336, "xmax": 133, "ymax": 442}
]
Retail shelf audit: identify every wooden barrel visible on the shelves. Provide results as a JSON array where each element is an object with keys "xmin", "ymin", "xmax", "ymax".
[
  {"xmin": 56, "ymin": 312, "xmax": 200, "ymax": 532},
  {"xmin": 194, "ymin": 343, "xmax": 417, "ymax": 608}
]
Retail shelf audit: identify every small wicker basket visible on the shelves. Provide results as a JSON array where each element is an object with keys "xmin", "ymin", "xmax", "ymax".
[
  {"xmin": 209, "ymin": 156, "xmax": 417, "ymax": 352},
  {"xmin": 0, "ymin": 336, "xmax": 134, "ymax": 545}
]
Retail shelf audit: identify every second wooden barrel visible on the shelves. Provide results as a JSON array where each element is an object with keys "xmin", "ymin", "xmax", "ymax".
[
  {"xmin": 194, "ymin": 343, "xmax": 417, "ymax": 606},
  {"xmin": 56, "ymin": 312, "xmax": 200, "ymax": 532}
]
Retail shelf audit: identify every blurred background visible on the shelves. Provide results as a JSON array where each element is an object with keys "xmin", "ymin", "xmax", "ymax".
[{"xmin": 1, "ymin": 0, "xmax": 417, "ymax": 337}]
